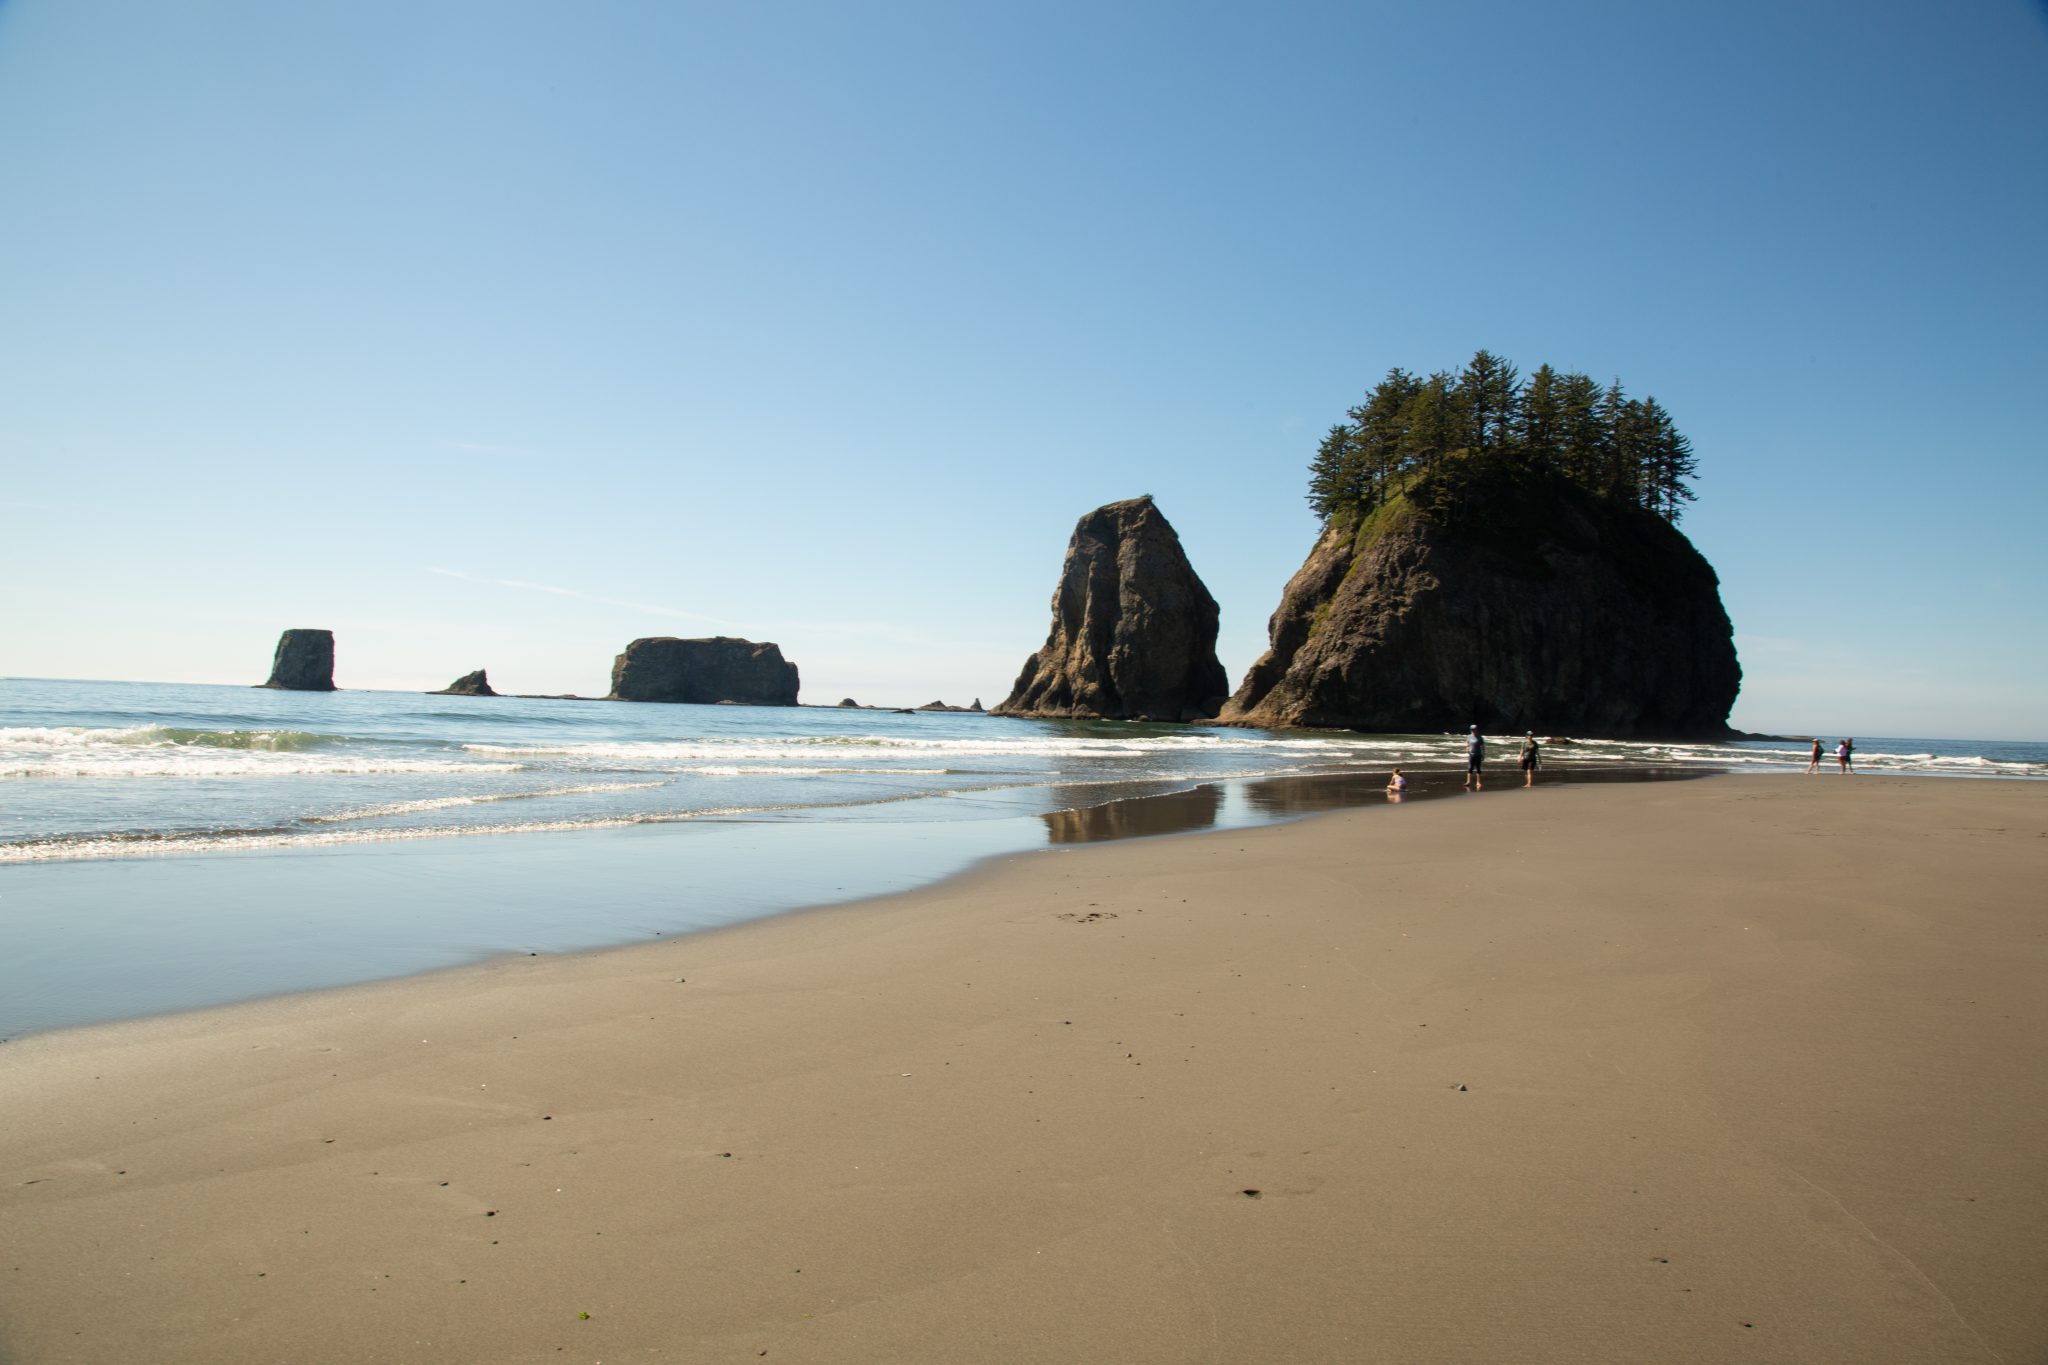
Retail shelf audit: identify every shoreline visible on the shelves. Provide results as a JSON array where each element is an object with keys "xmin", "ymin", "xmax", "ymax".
[
  {"xmin": 0, "ymin": 764, "xmax": 1713, "ymax": 1042},
  {"xmin": 4, "ymin": 774, "xmax": 2045, "ymax": 1362}
]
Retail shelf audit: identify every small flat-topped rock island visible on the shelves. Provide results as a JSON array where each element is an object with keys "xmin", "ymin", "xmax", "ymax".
[
  {"xmin": 259, "ymin": 628, "xmax": 336, "ymax": 691},
  {"xmin": 607, "ymin": 635, "xmax": 801, "ymax": 705},
  {"xmin": 994, "ymin": 495, "xmax": 1228, "ymax": 722}
]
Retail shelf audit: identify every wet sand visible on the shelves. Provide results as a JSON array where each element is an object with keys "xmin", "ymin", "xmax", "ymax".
[{"xmin": 3, "ymin": 774, "xmax": 2044, "ymax": 1363}]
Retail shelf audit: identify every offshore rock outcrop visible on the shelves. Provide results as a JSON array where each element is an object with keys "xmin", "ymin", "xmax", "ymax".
[
  {"xmin": 608, "ymin": 637, "xmax": 800, "ymax": 706},
  {"xmin": 1220, "ymin": 473, "xmax": 1739, "ymax": 736},
  {"xmin": 260, "ymin": 629, "xmax": 336, "ymax": 691},
  {"xmin": 994, "ymin": 496, "xmax": 1228, "ymax": 722},
  {"xmin": 430, "ymin": 670, "xmax": 497, "ymax": 697}
]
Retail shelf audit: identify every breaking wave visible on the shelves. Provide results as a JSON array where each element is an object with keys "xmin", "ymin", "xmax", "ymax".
[{"xmin": 4, "ymin": 678, "xmax": 2041, "ymax": 872}]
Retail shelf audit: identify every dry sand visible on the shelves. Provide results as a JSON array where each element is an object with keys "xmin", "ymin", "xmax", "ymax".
[{"xmin": 3, "ymin": 775, "xmax": 2044, "ymax": 1364}]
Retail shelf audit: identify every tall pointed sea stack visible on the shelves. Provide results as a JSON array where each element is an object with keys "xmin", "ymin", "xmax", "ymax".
[
  {"xmin": 260, "ymin": 629, "xmax": 336, "ymax": 691},
  {"xmin": 994, "ymin": 496, "xmax": 1228, "ymax": 722},
  {"xmin": 1220, "ymin": 470, "xmax": 1739, "ymax": 736}
]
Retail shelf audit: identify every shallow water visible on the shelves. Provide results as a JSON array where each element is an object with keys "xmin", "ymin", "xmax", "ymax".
[
  {"xmin": 2, "ymin": 677, "xmax": 2041, "ymax": 1039},
  {"xmin": 0, "ymin": 765, "xmax": 1707, "ymax": 1040},
  {"xmin": 7, "ymin": 679, "xmax": 2038, "ymax": 866}
]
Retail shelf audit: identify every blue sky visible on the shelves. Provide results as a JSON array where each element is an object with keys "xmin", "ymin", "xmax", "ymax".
[{"xmin": 2, "ymin": 1, "xmax": 2043, "ymax": 738}]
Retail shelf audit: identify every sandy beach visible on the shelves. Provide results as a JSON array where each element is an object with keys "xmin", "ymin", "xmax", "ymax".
[{"xmin": 3, "ymin": 774, "xmax": 2043, "ymax": 1364}]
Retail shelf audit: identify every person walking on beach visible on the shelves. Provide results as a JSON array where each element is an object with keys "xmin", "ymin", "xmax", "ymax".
[
  {"xmin": 1807, "ymin": 738, "xmax": 1823, "ymax": 774},
  {"xmin": 1519, "ymin": 732, "xmax": 1541, "ymax": 786},
  {"xmin": 1464, "ymin": 725, "xmax": 1485, "ymax": 789},
  {"xmin": 1838, "ymin": 737, "xmax": 1855, "ymax": 774}
]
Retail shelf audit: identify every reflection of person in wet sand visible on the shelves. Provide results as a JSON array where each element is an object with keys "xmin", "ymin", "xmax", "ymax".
[
  {"xmin": 1807, "ymin": 738, "xmax": 1823, "ymax": 774},
  {"xmin": 1386, "ymin": 767, "xmax": 1406, "ymax": 800},
  {"xmin": 1518, "ymin": 732, "xmax": 1541, "ymax": 787}
]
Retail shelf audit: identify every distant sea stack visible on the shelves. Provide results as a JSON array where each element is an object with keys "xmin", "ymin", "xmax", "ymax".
[
  {"xmin": 994, "ymin": 496, "xmax": 1228, "ymax": 722},
  {"xmin": 1220, "ymin": 470, "xmax": 1740, "ymax": 736},
  {"xmin": 430, "ymin": 670, "xmax": 497, "ymax": 697},
  {"xmin": 260, "ymin": 629, "xmax": 336, "ymax": 691},
  {"xmin": 608, "ymin": 637, "xmax": 800, "ymax": 706}
]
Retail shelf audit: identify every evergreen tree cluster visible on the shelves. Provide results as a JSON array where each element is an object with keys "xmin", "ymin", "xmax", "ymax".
[{"xmin": 1307, "ymin": 351, "xmax": 1699, "ymax": 527}]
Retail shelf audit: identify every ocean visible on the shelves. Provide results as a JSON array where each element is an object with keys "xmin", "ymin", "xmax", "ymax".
[{"xmin": 3, "ymin": 677, "xmax": 2042, "ymax": 1038}]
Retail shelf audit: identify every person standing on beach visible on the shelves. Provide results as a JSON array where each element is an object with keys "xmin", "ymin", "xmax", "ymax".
[
  {"xmin": 1464, "ymin": 725, "xmax": 1485, "ymax": 789},
  {"xmin": 1519, "ymin": 732, "xmax": 1541, "ymax": 786},
  {"xmin": 1807, "ymin": 738, "xmax": 1823, "ymax": 774},
  {"xmin": 1838, "ymin": 737, "xmax": 1855, "ymax": 774}
]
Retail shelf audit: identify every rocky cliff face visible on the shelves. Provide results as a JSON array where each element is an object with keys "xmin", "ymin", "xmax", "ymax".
[
  {"xmin": 994, "ymin": 496, "xmax": 1228, "ymax": 722},
  {"xmin": 608, "ymin": 637, "xmax": 800, "ymax": 706},
  {"xmin": 1220, "ymin": 475, "xmax": 1739, "ymax": 736},
  {"xmin": 261, "ymin": 629, "xmax": 336, "ymax": 691}
]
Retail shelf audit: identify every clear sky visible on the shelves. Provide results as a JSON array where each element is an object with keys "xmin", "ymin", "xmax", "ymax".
[{"xmin": 3, "ymin": 1, "xmax": 2043, "ymax": 738}]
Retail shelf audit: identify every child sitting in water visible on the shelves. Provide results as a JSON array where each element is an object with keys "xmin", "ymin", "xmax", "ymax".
[{"xmin": 1386, "ymin": 768, "xmax": 1407, "ymax": 794}]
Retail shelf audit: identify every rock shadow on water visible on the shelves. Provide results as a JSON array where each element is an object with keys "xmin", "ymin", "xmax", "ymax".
[
  {"xmin": 1040, "ymin": 784, "xmax": 1225, "ymax": 844},
  {"xmin": 1037, "ymin": 764, "xmax": 1718, "ymax": 847}
]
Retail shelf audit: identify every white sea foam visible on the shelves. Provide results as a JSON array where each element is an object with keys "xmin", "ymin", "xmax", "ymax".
[
  {"xmin": 303, "ymin": 780, "xmax": 671, "ymax": 824},
  {"xmin": 1, "ymin": 754, "xmax": 521, "ymax": 778},
  {"xmin": 0, "ymin": 785, "xmax": 1002, "ymax": 864},
  {"xmin": 0, "ymin": 724, "xmax": 341, "ymax": 750},
  {"xmin": 0, "ymin": 817, "xmax": 669, "ymax": 864},
  {"xmin": 457, "ymin": 733, "xmax": 1358, "ymax": 761},
  {"xmin": 0, "ymin": 722, "xmax": 521, "ymax": 778},
  {"xmin": 1907, "ymin": 754, "xmax": 2045, "ymax": 775},
  {"xmin": 7, "ymin": 679, "xmax": 2042, "ymax": 881},
  {"xmin": 665, "ymin": 765, "xmax": 957, "ymax": 777}
]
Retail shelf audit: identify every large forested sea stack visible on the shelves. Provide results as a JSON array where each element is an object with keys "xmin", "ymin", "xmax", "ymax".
[
  {"xmin": 1220, "ymin": 351, "xmax": 1740, "ymax": 736},
  {"xmin": 260, "ymin": 629, "xmax": 336, "ymax": 691},
  {"xmin": 994, "ymin": 496, "xmax": 1228, "ymax": 722},
  {"xmin": 608, "ymin": 637, "xmax": 800, "ymax": 706}
]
